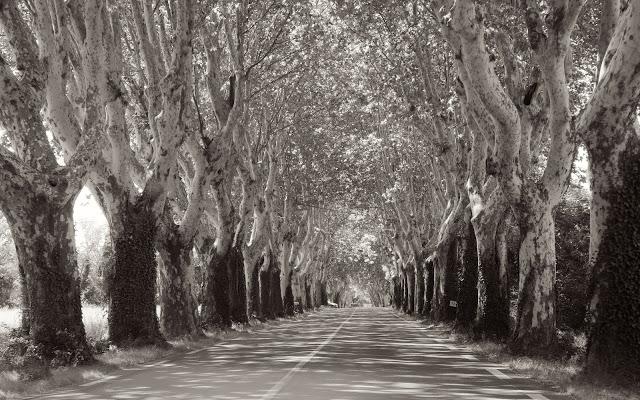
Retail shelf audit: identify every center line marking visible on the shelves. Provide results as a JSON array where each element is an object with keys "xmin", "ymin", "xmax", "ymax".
[
  {"xmin": 528, "ymin": 394, "xmax": 551, "ymax": 400},
  {"xmin": 486, "ymin": 367, "xmax": 512, "ymax": 380},
  {"xmin": 260, "ymin": 310, "xmax": 355, "ymax": 400}
]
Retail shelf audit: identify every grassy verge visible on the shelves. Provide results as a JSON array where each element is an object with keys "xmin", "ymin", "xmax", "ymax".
[
  {"xmin": 400, "ymin": 313, "xmax": 640, "ymax": 400},
  {"xmin": 0, "ymin": 311, "xmax": 313, "ymax": 400}
]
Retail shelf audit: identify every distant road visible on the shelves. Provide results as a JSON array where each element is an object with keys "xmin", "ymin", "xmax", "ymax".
[{"xmin": 35, "ymin": 308, "xmax": 568, "ymax": 399}]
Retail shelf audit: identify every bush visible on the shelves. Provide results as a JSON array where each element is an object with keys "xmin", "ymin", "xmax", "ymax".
[
  {"xmin": 0, "ymin": 331, "xmax": 49, "ymax": 380},
  {"xmin": 0, "ymin": 266, "xmax": 16, "ymax": 308}
]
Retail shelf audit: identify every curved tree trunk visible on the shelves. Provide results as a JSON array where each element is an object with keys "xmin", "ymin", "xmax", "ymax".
[
  {"xmin": 511, "ymin": 206, "xmax": 557, "ymax": 354},
  {"xmin": 108, "ymin": 203, "xmax": 164, "ymax": 347},
  {"xmin": 7, "ymin": 201, "xmax": 92, "ymax": 362},
  {"xmin": 456, "ymin": 218, "xmax": 478, "ymax": 330},
  {"xmin": 585, "ymin": 135, "xmax": 640, "ymax": 381}
]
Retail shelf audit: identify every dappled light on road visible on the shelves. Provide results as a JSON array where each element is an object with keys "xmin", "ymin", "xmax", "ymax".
[{"xmin": 36, "ymin": 308, "xmax": 566, "ymax": 400}]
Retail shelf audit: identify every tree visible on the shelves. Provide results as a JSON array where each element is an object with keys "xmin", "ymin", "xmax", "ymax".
[{"xmin": 577, "ymin": 0, "xmax": 640, "ymax": 382}]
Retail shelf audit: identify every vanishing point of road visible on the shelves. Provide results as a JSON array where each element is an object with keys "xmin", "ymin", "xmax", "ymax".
[{"xmin": 34, "ymin": 308, "xmax": 568, "ymax": 400}]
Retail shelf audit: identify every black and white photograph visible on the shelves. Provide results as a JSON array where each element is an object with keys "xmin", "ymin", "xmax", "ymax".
[{"xmin": 0, "ymin": 0, "xmax": 639, "ymax": 398}]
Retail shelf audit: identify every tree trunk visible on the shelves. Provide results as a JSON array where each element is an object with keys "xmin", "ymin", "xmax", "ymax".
[
  {"xmin": 157, "ymin": 229, "xmax": 201, "ymax": 339},
  {"xmin": 246, "ymin": 255, "xmax": 262, "ymax": 319},
  {"xmin": 401, "ymin": 270, "xmax": 409, "ymax": 313},
  {"xmin": 201, "ymin": 250, "xmax": 231, "ymax": 329},
  {"xmin": 424, "ymin": 258, "xmax": 434, "ymax": 315},
  {"xmin": 404, "ymin": 267, "xmax": 415, "ymax": 314},
  {"xmin": 7, "ymin": 200, "xmax": 92, "ymax": 363},
  {"xmin": 456, "ymin": 218, "xmax": 478, "ymax": 330},
  {"xmin": 320, "ymin": 282, "xmax": 328, "ymax": 306},
  {"xmin": 432, "ymin": 239, "xmax": 458, "ymax": 322},
  {"xmin": 585, "ymin": 135, "xmax": 640, "ymax": 382},
  {"xmin": 229, "ymin": 245, "xmax": 248, "ymax": 324},
  {"xmin": 108, "ymin": 203, "xmax": 164, "ymax": 347},
  {"xmin": 270, "ymin": 263, "xmax": 284, "ymax": 317},
  {"xmin": 511, "ymin": 206, "xmax": 557, "ymax": 354},
  {"xmin": 305, "ymin": 278, "xmax": 313, "ymax": 310},
  {"xmin": 259, "ymin": 266, "xmax": 272, "ymax": 319},
  {"xmin": 283, "ymin": 269, "xmax": 295, "ymax": 316},
  {"xmin": 415, "ymin": 259, "xmax": 426, "ymax": 316},
  {"xmin": 392, "ymin": 277, "xmax": 401, "ymax": 309},
  {"xmin": 473, "ymin": 210, "xmax": 510, "ymax": 339}
]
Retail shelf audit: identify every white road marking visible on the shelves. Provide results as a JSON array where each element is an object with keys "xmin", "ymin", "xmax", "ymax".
[
  {"xmin": 260, "ymin": 310, "xmax": 355, "ymax": 400},
  {"xmin": 186, "ymin": 348, "xmax": 203, "ymax": 355},
  {"xmin": 528, "ymin": 394, "xmax": 551, "ymax": 400},
  {"xmin": 486, "ymin": 367, "xmax": 512, "ymax": 380},
  {"xmin": 79, "ymin": 375, "xmax": 119, "ymax": 387},
  {"xmin": 461, "ymin": 354, "xmax": 478, "ymax": 360}
]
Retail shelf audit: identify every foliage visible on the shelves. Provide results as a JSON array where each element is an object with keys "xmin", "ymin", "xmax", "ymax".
[{"xmin": 555, "ymin": 188, "xmax": 590, "ymax": 330}]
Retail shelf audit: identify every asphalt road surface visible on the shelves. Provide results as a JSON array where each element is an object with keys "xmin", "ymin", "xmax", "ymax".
[{"xmin": 33, "ymin": 307, "xmax": 569, "ymax": 400}]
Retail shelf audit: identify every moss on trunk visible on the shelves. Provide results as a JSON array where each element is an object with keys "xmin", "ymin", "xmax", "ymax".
[
  {"xmin": 586, "ymin": 135, "xmax": 640, "ymax": 382},
  {"xmin": 201, "ymin": 248, "xmax": 231, "ymax": 329},
  {"xmin": 108, "ymin": 202, "xmax": 165, "ymax": 347}
]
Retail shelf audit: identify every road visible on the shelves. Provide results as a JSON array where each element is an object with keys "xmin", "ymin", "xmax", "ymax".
[{"xmin": 35, "ymin": 307, "xmax": 568, "ymax": 400}]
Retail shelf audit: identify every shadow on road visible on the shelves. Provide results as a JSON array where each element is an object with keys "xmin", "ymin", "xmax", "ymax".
[{"xmin": 41, "ymin": 308, "xmax": 567, "ymax": 400}]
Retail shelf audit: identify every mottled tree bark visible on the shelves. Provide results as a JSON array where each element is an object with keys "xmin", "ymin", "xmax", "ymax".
[
  {"xmin": 6, "ymin": 201, "xmax": 92, "ymax": 362},
  {"xmin": 576, "ymin": 0, "xmax": 640, "ymax": 381},
  {"xmin": 473, "ymin": 206, "xmax": 510, "ymax": 340},
  {"xmin": 511, "ymin": 205, "xmax": 557, "ymax": 353},
  {"xmin": 157, "ymin": 216, "xmax": 201, "ymax": 339}
]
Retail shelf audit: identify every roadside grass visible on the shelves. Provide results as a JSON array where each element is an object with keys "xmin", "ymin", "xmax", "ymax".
[
  {"xmin": 0, "ymin": 306, "xmax": 314, "ymax": 400},
  {"xmin": 399, "ymin": 313, "xmax": 640, "ymax": 400},
  {"xmin": 453, "ymin": 336, "xmax": 640, "ymax": 400}
]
